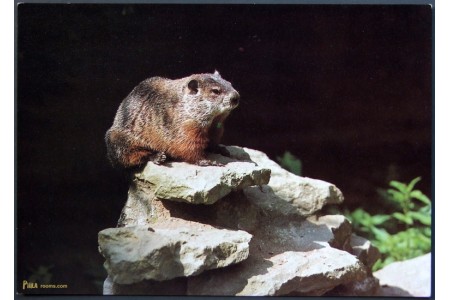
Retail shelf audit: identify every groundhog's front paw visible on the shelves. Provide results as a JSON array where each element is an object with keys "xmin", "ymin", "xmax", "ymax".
[
  {"xmin": 196, "ymin": 159, "xmax": 224, "ymax": 167},
  {"xmin": 216, "ymin": 145, "xmax": 231, "ymax": 157},
  {"xmin": 208, "ymin": 145, "xmax": 231, "ymax": 157}
]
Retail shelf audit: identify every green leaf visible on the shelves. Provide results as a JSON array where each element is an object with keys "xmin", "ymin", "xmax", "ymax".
[
  {"xmin": 410, "ymin": 190, "xmax": 431, "ymax": 205},
  {"xmin": 393, "ymin": 212, "xmax": 413, "ymax": 225},
  {"xmin": 408, "ymin": 211, "xmax": 431, "ymax": 226},
  {"xmin": 348, "ymin": 208, "xmax": 372, "ymax": 226},
  {"xmin": 371, "ymin": 214, "xmax": 391, "ymax": 225},
  {"xmin": 422, "ymin": 227, "xmax": 432, "ymax": 237},
  {"xmin": 419, "ymin": 205, "xmax": 431, "ymax": 214},
  {"xmin": 358, "ymin": 227, "xmax": 372, "ymax": 234},
  {"xmin": 387, "ymin": 189, "xmax": 406, "ymax": 203},
  {"xmin": 389, "ymin": 180, "xmax": 408, "ymax": 193},
  {"xmin": 371, "ymin": 227, "xmax": 390, "ymax": 241},
  {"xmin": 372, "ymin": 259, "xmax": 384, "ymax": 271},
  {"xmin": 383, "ymin": 256, "xmax": 397, "ymax": 265},
  {"xmin": 415, "ymin": 232, "xmax": 432, "ymax": 247},
  {"xmin": 406, "ymin": 177, "xmax": 422, "ymax": 193},
  {"xmin": 276, "ymin": 151, "xmax": 302, "ymax": 176},
  {"xmin": 377, "ymin": 188, "xmax": 389, "ymax": 199}
]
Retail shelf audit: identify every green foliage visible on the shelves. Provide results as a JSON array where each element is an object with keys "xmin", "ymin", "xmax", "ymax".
[
  {"xmin": 276, "ymin": 151, "xmax": 302, "ymax": 176},
  {"xmin": 346, "ymin": 177, "xmax": 431, "ymax": 271}
]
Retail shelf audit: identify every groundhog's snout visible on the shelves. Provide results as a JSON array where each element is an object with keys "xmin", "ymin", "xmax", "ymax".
[{"xmin": 229, "ymin": 91, "xmax": 240, "ymax": 108}]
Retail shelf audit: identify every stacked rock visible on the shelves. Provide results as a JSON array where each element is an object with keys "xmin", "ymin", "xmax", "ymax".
[{"xmin": 98, "ymin": 146, "xmax": 380, "ymax": 296}]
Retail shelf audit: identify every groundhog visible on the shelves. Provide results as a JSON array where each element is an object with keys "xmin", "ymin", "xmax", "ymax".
[{"xmin": 105, "ymin": 71, "xmax": 240, "ymax": 169}]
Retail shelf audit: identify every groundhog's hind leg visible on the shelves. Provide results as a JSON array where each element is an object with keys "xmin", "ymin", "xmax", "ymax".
[{"xmin": 105, "ymin": 129, "xmax": 159, "ymax": 169}]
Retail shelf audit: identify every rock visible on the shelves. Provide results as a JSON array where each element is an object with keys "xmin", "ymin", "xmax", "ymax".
[
  {"xmin": 228, "ymin": 146, "xmax": 344, "ymax": 216},
  {"xmin": 98, "ymin": 226, "xmax": 178, "ymax": 284},
  {"xmin": 321, "ymin": 233, "xmax": 381, "ymax": 296},
  {"xmin": 311, "ymin": 214, "xmax": 353, "ymax": 251},
  {"xmin": 98, "ymin": 225, "xmax": 252, "ymax": 284},
  {"xmin": 117, "ymin": 146, "xmax": 343, "ymax": 228},
  {"xmin": 103, "ymin": 276, "xmax": 187, "ymax": 295},
  {"xmin": 133, "ymin": 153, "xmax": 270, "ymax": 205},
  {"xmin": 350, "ymin": 234, "xmax": 381, "ymax": 269},
  {"xmin": 103, "ymin": 276, "xmax": 114, "ymax": 295},
  {"xmin": 374, "ymin": 253, "xmax": 431, "ymax": 297},
  {"xmin": 244, "ymin": 248, "xmax": 365, "ymax": 296},
  {"xmin": 186, "ymin": 200, "xmax": 367, "ymax": 296},
  {"xmin": 188, "ymin": 247, "xmax": 366, "ymax": 296},
  {"xmin": 99, "ymin": 146, "xmax": 380, "ymax": 296},
  {"xmin": 326, "ymin": 276, "xmax": 380, "ymax": 296},
  {"xmin": 376, "ymin": 285, "xmax": 413, "ymax": 297}
]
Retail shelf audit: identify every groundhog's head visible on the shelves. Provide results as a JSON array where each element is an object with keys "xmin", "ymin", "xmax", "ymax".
[{"xmin": 181, "ymin": 71, "xmax": 240, "ymax": 127}]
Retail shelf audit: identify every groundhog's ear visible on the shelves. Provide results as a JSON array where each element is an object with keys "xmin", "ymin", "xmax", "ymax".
[
  {"xmin": 187, "ymin": 79, "xmax": 199, "ymax": 94},
  {"xmin": 214, "ymin": 70, "xmax": 222, "ymax": 78}
]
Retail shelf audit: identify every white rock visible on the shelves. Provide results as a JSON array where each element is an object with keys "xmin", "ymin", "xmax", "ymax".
[
  {"xmin": 187, "ymin": 213, "xmax": 367, "ymax": 296},
  {"xmin": 99, "ymin": 225, "xmax": 252, "ymax": 284},
  {"xmin": 228, "ymin": 146, "xmax": 344, "ymax": 216},
  {"xmin": 188, "ymin": 247, "xmax": 366, "ymax": 296},
  {"xmin": 99, "ymin": 146, "xmax": 379, "ymax": 296},
  {"xmin": 134, "ymin": 155, "xmax": 270, "ymax": 205},
  {"xmin": 374, "ymin": 253, "xmax": 431, "ymax": 297}
]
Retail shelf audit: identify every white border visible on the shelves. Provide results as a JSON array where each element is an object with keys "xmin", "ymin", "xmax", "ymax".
[
  {"xmin": 435, "ymin": 1, "xmax": 448, "ymax": 299},
  {"xmin": 1, "ymin": 1, "xmax": 15, "ymax": 299},
  {"xmin": 6, "ymin": 1, "xmax": 442, "ymax": 299}
]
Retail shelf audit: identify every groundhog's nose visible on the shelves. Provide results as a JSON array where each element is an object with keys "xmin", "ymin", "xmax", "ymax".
[{"xmin": 230, "ymin": 91, "xmax": 240, "ymax": 107}]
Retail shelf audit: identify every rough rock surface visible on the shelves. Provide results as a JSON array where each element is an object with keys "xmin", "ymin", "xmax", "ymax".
[
  {"xmin": 349, "ymin": 233, "xmax": 381, "ymax": 269},
  {"xmin": 326, "ymin": 276, "xmax": 380, "ymax": 296},
  {"xmin": 228, "ymin": 146, "xmax": 344, "ymax": 216},
  {"xmin": 99, "ymin": 225, "xmax": 251, "ymax": 284},
  {"xmin": 134, "ymin": 154, "xmax": 271, "ymax": 204},
  {"xmin": 99, "ymin": 145, "xmax": 380, "ymax": 296},
  {"xmin": 374, "ymin": 253, "xmax": 431, "ymax": 297},
  {"xmin": 186, "ymin": 212, "xmax": 366, "ymax": 296},
  {"xmin": 189, "ymin": 247, "xmax": 366, "ymax": 296},
  {"xmin": 322, "ymin": 233, "xmax": 381, "ymax": 296}
]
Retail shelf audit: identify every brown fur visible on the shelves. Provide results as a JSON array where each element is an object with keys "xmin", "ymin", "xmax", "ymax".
[{"xmin": 105, "ymin": 72, "xmax": 240, "ymax": 169}]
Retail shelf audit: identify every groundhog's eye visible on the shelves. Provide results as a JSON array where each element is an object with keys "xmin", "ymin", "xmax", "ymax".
[{"xmin": 211, "ymin": 88, "xmax": 221, "ymax": 95}]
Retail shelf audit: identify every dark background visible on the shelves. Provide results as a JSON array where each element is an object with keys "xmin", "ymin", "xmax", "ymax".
[{"xmin": 17, "ymin": 4, "xmax": 432, "ymax": 294}]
